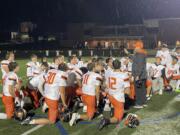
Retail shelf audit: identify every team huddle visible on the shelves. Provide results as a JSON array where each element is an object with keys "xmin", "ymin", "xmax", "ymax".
[{"xmin": 0, "ymin": 44, "xmax": 179, "ymax": 130}]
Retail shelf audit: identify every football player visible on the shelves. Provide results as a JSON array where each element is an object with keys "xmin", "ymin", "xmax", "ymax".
[
  {"xmin": 69, "ymin": 62, "xmax": 103, "ymax": 126},
  {"xmin": 166, "ymin": 56, "xmax": 180, "ymax": 91},
  {"xmin": 0, "ymin": 62, "xmax": 20, "ymax": 119},
  {"xmin": 98, "ymin": 60, "xmax": 126, "ymax": 130},
  {"xmin": 50, "ymin": 56, "xmax": 63, "ymax": 69},
  {"xmin": 151, "ymin": 57, "xmax": 165, "ymax": 95},
  {"xmin": 120, "ymin": 57, "xmax": 129, "ymax": 72},
  {"xmin": 21, "ymin": 64, "xmax": 68, "ymax": 125},
  {"xmin": 26, "ymin": 54, "xmax": 40, "ymax": 79},
  {"xmin": 67, "ymin": 55, "xmax": 79, "ymax": 69},
  {"xmin": 156, "ymin": 44, "xmax": 172, "ymax": 67},
  {"xmin": 1, "ymin": 51, "xmax": 15, "ymax": 81},
  {"xmin": 66, "ymin": 66, "xmax": 83, "ymax": 107},
  {"xmin": 26, "ymin": 62, "xmax": 49, "ymax": 108},
  {"xmin": 41, "ymin": 56, "xmax": 51, "ymax": 66}
]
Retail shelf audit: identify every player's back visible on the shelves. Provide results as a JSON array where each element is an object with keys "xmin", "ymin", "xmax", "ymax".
[
  {"xmin": 28, "ymin": 72, "xmax": 47, "ymax": 89},
  {"xmin": 82, "ymin": 72, "xmax": 102, "ymax": 96},
  {"xmin": 106, "ymin": 71, "xmax": 126, "ymax": 102},
  {"xmin": 44, "ymin": 69, "xmax": 67, "ymax": 100}
]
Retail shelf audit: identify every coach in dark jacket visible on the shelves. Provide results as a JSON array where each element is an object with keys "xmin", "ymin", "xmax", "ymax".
[{"xmin": 132, "ymin": 41, "xmax": 147, "ymax": 108}]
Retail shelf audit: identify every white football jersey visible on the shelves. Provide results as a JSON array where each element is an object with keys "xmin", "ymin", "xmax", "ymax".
[
  {"xmin": 27, "ymin": 72, "xmax": 47, "ymax": 90},
  {"xmin": 151, "ymin": 63, "xmax": 164, "ymax": 78},
  {"xmin": 105, "ymin": 71, "xmax": 126, "ymax": 102},
  {"xmin": 156, "ymin": 50, "xmax": 172, "ymax": 66},
  {"xmin": 82, "ymin": 72, "xmax": 102, "ymax": 96},
  {"xmin": 26, "ymin": 61, "xmax": 41, "ymax": 78},
  {"xmin": 1, "ymin": 60, "xmax": 10, "ymax": 79},
  {"xmin": 165, "ymin": 64, "xmax": 179, "ymax": 78},
  {"xmin": 3, "ymin": 72, "xmax": 19, "ymax": 97},
  {"xmin": 44, "ymin": 69, "xmax": 67, "ymax": 100}
]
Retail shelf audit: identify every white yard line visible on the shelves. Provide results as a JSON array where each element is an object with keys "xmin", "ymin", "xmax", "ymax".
[{"xmin": 21, "ymin": 125, "xmax": 44, "ymax": 135}]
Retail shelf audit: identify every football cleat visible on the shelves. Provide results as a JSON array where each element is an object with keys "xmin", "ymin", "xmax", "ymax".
[
  {"xmin": 69, "ymin": 113, "xmax": 79, "ymax": 126},
  {"xmin": 146, "ymin": 96, "xmax": 151, "ymax": 101}
]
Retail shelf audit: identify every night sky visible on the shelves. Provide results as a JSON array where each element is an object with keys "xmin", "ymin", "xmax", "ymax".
[{"xmin": 1, "ymin": 0, "xmax": 180, "ymax": 31}]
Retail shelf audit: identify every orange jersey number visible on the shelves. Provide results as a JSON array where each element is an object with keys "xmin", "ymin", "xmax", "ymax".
[
  {"xmin": 83, "ymin": 74, "xmax": 90, "ymax": 84},
  {"xmin": 46, "ymin": 72, "xmax": 56, "ymax": 84},
  {"xmin": 108, "ymin": 77, "xmax": 116, "ymax": 90}
]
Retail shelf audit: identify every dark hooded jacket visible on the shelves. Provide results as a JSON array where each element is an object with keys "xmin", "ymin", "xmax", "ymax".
[{"xmin": 132, "ymin": 49, "xmax": 147, "ymax": 80}]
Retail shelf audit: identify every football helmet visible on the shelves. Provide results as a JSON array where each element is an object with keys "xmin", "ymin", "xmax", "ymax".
[
  {"xmin": 14, "ymin": 108, "xmax": 27, "ymax": 121},
  {"xmin": 60, "ymin": 109, "xmax": 72, "ymax": 122},
  {"xmin": 164, "ymin": 85, "xmax": 173, "ymax": 93},
  {"xmin": 124, "ymin": 113, "xmax": 140, "ymax": 128}
]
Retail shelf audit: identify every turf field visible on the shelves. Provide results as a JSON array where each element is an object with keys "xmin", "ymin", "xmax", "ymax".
[{"xmin": 0, "ymin": 58, "xmax": 180, "ymax": 135}]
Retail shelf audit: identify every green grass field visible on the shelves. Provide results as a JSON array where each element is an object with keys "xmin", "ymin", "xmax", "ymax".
[{"xmin": 0, "ymin": 58, "xmax": 180, "ymax": 135}]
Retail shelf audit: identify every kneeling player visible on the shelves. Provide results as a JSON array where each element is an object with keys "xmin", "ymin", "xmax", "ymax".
[
  {"xmin": 21, "ymin": 66, "xmax": 67, "ymax": 125},
  {"xmin": 166, "ymin": 56, "xmax": 180, "ymax": 91},
  {"xmin": 0, "ymin": 62, "xmax": 20, "ymax": 119},
  {"xmin": 26, "ymin": 62, "xmax": 49, "ymax": 108},
  {"xmin": 69, "ymin": 62, "xmax": 103, "ymax": 126},
  {"xmin": 98, "ymin": 60, "xmax": 125, "ymax": 130}
]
